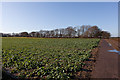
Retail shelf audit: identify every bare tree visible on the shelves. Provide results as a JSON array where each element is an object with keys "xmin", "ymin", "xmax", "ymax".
[
  {"xmin": 7, "ymin": 25, "xmax": 111, "ymax": 38},
  {"xmin": 54, "ymin": 29, "xmax": 59, "ymax": 38},
  {"xmin": 20, "ymin": 32, "xmax": 28, "ymax": 37},
  {"xmin": 29, "ymin": 32, "xmax": 36, "ymax": 37},
  {"xmin": 65, "ymin": 26, "xmax": 76, "ymax": 37},
  {"xmin": 101, "ymin": 31, "xmax": 111, "ymax": 39},
  {"xmin": 83, "ymin": 26, "xmax": 101, "ymax": 38}
]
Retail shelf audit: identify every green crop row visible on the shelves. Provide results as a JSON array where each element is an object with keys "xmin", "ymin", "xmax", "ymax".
[{"xmin": 2, "ymin": 37, "xmax": 100, "ymax": 79}]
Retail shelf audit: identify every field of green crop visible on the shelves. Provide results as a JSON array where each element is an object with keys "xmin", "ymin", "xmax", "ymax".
[{"xmin": 2, "ymin": 37, "xmax": 100, "ymax": 79}]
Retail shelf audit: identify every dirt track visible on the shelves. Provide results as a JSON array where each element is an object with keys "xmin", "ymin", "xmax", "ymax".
[
  {"xmin": 106, "ymin": 39, "xmax": 120, "ymax": 51},
  {"xmin": 91, "ymin": 39, "xmax": 119, "ymax": 79}
]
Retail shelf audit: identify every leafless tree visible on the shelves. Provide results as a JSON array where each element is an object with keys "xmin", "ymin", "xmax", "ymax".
[
  {"xmin": 30, "ymin": 32, "xmax": 36, "ymax": 37},
  {"xmin": 20, "ymin": 32, "xmax": 28, "ymax": 37},
  {"xmin": 7, "ymin": 25, "xmax": 111, "ymax": 38},
  {"xmin": 101, "ymin": 31, "xmax": 111, "ymax": 39}
]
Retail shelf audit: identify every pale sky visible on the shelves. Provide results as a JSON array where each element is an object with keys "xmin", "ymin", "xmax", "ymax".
[{"xmin": 1, "ymin": 2, "xmax": 118, "ymax": 37}]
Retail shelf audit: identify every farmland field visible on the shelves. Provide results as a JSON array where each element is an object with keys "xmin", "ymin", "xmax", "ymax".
[{"xmin": 2, "ymin": 37, "xmax": 100, "ymax": 79}]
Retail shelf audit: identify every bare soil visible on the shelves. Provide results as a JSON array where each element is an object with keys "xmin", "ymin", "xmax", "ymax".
[
  {"xmin": 91, "ymin": 39, "xmax": 119, "ymax": 79},
  {"xmin": 106, "ymin": 39, "xmax": 120, "ymax": 51}
]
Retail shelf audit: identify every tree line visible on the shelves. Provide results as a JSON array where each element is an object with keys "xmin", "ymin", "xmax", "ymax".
[{"xmin": 0, "ymin": 25, "xmax": 111, "ymax": 38}]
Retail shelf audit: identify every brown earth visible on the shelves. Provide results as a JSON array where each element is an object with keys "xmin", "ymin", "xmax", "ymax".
[
  {"xmin": 106, "ymin": 39, "xmax": 120, "ymax": 51},
  {"xmin": 91, "ymin": 39, "xmax": 119, "ymax": 79}
]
